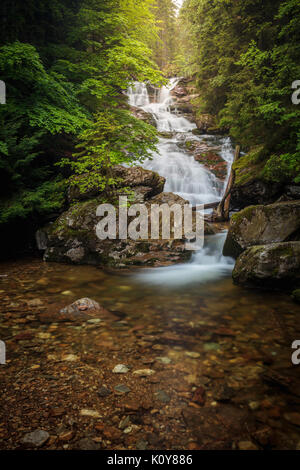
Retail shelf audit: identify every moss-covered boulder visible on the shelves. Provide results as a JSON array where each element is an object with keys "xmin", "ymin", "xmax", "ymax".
[
  {"xmin": 195, "ymin": 114, "xmax": 217, "ymax": 134},
  {"xmin": 231, "ymin": 179, "xmax": 282, "ymax": 210},
  {"xmin": 223, "ymin": 200, "xmax": 300, "ymax": 258},
  {"xmin": 68, "ymin": 165, "xmax": 165, "ymax": 203},
  {"xmin": 40, "ymin": 192, "xmax": 216, "ymax": 268},
  {"xmin": 232, "ymin": 242, "xmax": 300, "ymax": 290}
]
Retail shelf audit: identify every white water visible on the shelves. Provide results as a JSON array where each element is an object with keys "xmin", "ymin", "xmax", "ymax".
[{"xmin": 127, "ymin": 79, "xmax": 235, "ymax": 286}]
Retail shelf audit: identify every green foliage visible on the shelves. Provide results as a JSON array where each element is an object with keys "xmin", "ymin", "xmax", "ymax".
[
  {"xmin": 263, "ymin": 152, "xmax": 300, "ymax": 184},
  {"xmin": 0, "ymin": 179, "xmax": 66, "ymax": 225},
  {"xmin": 178, "ymin": 0, "xmax": 300, "ymax": 185},
  {"xmin": 0, "ymin": 41, "xmax": 88, "ymax": 223},
  {"xmin": 60, "ymin": 109, "xmax": 158, "ymax": 195},
  {"xmin": 0, "ymin": 0, "xmax": 165, "ymax": 240}
]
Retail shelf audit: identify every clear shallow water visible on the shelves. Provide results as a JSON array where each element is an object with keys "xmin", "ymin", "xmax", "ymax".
[{"xmin": 1, "ymin": 257, "xmax": 300, "ymax": 450}]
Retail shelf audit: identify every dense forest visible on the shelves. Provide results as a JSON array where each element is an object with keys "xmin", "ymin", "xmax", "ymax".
[
  {"xmin": 178, "ymin": 0, "xmax": 300, "ymax": 184},
  {"xmin": 0, "ymin": 0, "xmax": 299, "ymax": 255}
]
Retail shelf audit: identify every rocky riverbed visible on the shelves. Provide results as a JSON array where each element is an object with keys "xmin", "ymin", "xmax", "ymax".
[{"xmin": 0, "ymin": 259, "xmax": 300, "ymax": 450}]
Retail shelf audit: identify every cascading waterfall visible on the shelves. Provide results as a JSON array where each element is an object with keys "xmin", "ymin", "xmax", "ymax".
[{"xmin": 127, "ymin": 79, "xmax": 235, "ymax": 286}]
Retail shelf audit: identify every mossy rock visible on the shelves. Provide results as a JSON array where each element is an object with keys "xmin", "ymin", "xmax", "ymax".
[
  {"xmin": 40, "ymin": 192, "xmax": 211, "ymax": 267},
  {"xmin": 233, "ymin": 146, "xmax": 266, "ymax": 187},
  {"xmin": 232, "ymin": 242, "xmax": 300, "ymax": 290},
  {"xmin": 223, "ymin": 200, "xmax": 300, "ymax": 258},
  {"xmin": 231, "ymin": 146, "xmax": 284, "ymax": 210}
]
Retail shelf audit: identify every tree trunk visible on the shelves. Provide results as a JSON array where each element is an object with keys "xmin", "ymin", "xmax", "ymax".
[{"xmin": 213, "ymin": 145, "xmax": 240, "ymax": 221}]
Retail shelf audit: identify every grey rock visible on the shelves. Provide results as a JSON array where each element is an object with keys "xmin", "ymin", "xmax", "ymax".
[
  {"xmin": 156, "ymin": 356, "xmax": 171, "ymax": 364},
  {"xmin": 21, "ymin": 429, "xmax": 49, "ymax": 448},
  {"xmin": 68, "ymin": 165, "xmax": 165, "ymax": 203},
  {"xmin": 130, "ymin": 106, "xmax": 157, "ymax": 128},
  {"xmin": 113, "ymin": 364, "xmax": 129, "ymax": 374},
  {"xmin": 35, "ymin": 229, "xmax": 48, "ymax": 250},
  {"xmin": 285, "ymin": 185, "xmax": 300, "ymax": 199},
  {"xmin": 76, "ymin": 438, "xmax": 101, "ymax": 450},
  {"xmin": 65, "ymin": 246, "xmax": 85, "ymax": 263},
  {"xmin": 136, "ymin": 439, "xmax": 148, "ymax": 450},
  {"xmin": 231, "ymin": 179, "xmax": 282, "ymax": 210},
  {"xmin": 133, "ymin": 369, "xmax": 155, "ymax": 377},
  {"xmin": 155, "ymin": 390, "xmax": 170, "ymax": 403},
  {"xmin": 114, "ymin": 384, "xmax": 131, "ymax": 394},
  {"xmin": 60, "ymin": 298, "xmax": 100, "ymax": 316},
  {"xmin": 42, "ymin": 189, "xmax": 194, "ymax": 268},
  {"xmin": 119, "ymin": 416, "xmax": 131, "ymax": 430}
]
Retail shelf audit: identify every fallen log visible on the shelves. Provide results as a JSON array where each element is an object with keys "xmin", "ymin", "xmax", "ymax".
[
  {"xmin": 213, "ymin": 145, "xmax": 240, "ymax": 221},
  {"xmin": 192, "ymin": 201, "xmax": 219, "ymax": 211}
]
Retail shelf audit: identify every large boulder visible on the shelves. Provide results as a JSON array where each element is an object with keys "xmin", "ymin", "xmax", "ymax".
[
  {"xmin": 195, "ymin": 114, "xmax": 216, "ymax": 133},
  {"xmin": 223, "ymin": 200, "xmax": 300, "ymax": 258},
  {"xmin": 39, "ymin": 192, "xmax": 215, "ymax": 268},
  {"xmin": 232, "ymin": 242, "xmax": 300, "ymax": 290},
  {"xmin": 112, "ymin": 166, "xmax": 165, "ymax": 194},
  {"xmin": 68, "ymin": 166, "xmax": 165, "ymax": 203}
]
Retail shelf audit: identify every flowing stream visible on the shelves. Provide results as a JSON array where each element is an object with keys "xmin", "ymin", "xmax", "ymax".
[{"xmin": 128, "ymin": 79, "xmax": 235, "ymax": 286}]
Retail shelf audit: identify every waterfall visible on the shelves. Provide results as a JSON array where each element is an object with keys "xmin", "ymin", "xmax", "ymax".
[
  {"xmin": 127, "ymin": 79, "xmax": 235, "ymax": 286},
  {"xmin": 128, "ymin": 82, "xmax": 150, "ymax": 107}
]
